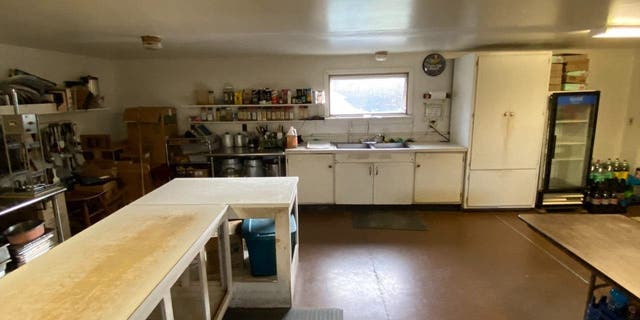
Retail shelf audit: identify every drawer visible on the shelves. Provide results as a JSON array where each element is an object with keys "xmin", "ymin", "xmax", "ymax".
[{"xmin": 335, "ymin": 152, "xmax": 414, "ymax": 163}]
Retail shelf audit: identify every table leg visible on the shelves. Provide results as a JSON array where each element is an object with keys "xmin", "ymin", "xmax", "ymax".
[
  {"xmin": 218, "ymin": 219, "xmax": 232, "ymax": 291},
  {"xmin": 198, "ymin": 249, "xmax": 212, "ymax": 319},
  {"xmin": 160, "ymin": 292, "xmax": 175, "ymax": 320},
  {"xmin": 584, "ymin": 273, "xmax": 597, "ymax": 319},
  {"xmin": 51, "ymin": 196, "xmax": 65, "ymax": 242}
]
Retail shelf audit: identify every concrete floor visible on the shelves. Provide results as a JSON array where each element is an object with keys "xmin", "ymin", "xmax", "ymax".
[{"xmin": 226, "ymin": 205, "xmax": 639, "ymax": 320}]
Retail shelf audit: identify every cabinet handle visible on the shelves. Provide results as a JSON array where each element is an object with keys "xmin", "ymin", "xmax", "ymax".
[
  {"xmin": 375, "ymin": 167, "xmax": 379, "ymax": 175},
  {"xmin": 369, "ymin": 166, "xmax": 372, "ymax": 176},
  {"xmin": 416, "ymin": 164, "xmax": 421, "ymax": 168},
  {"xmin": 503, "ymin": 112, "xmax": 509, "ymax": 117},
  {"xmin": 328, "ymin": 164, "xmax": 333, "ymax": 168},
  {"xmin": 509, "ymin": 112, "xmax": 515, "ymax": 117}
]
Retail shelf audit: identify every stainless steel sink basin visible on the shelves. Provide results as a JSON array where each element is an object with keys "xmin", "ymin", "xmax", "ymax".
[
  {"xmin": 370, "ymin": 142, "xmax": 409, "ymax": 149},
  {"xmin": 335, "ymin": 143, "xmax": 370, "ymax": 149}
]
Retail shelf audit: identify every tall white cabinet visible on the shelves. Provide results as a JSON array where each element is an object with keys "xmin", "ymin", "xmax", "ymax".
[{"xmin": 451, "ymin": 52, "xmax": 551, "ymax": 208}]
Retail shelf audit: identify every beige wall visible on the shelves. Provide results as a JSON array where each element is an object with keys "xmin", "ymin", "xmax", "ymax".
[
  {"xmin": 0, "ymin": 44, "xmax": 121, "ymax": 139},
  {"xmin": 0, "ymin": 43, "xmax": 637, "ymax": 164},
  {"xmin": 115, "ymin": 53, "xmax": 452, "ymax": 142},
  {"xmin": 620, "ymin": 50, "xmax": 640, "ymax": 169}
]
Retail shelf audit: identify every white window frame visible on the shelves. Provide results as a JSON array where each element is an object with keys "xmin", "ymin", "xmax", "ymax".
[{"xmin": 324, "ymin": 68, "xmax": 413, "ymax": 119}]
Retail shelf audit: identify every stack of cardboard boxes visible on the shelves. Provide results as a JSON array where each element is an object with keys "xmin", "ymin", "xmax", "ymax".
[
  {"xmin": 123, "ymin": 107, "xmax": 178, "ymax": 167},
  {"xmin": 549, "ymin": 54, "xmax": 589, "ymax": 91}
]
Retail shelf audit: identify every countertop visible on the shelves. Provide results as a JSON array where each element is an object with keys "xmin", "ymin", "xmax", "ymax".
[
  {"xmin": 285, "ymin": 142, "xmax": 467, "ymax": 154},
  {"xmin": 132, "ymin": 177, "xmax": 298, "ymax": 208},
  {"xmin": 0, "ymin": 203, "xmax": 228, "ymax": 319}
]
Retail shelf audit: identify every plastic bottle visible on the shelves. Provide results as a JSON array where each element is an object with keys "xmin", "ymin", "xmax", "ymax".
[{"xmin": 286, "ymin": 126, "xmax": 298, "ymax": 149}]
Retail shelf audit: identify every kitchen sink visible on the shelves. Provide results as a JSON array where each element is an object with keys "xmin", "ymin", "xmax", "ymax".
[
  {"xmin": 335, "ymin": 143, "xmax": 370, "ymax": 149},
  {"xmin": 370, "ymin": 142, "xmax": 409, "ymax": 149}
]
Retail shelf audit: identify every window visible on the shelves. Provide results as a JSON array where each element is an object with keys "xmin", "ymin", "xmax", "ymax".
[{"xmin": 329, "ymin": 73, "xmax": 408, "ymax": 116}]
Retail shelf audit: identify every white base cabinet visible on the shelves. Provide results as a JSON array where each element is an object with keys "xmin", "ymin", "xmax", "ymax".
[
  {"xmin": 414, "ymin": 153, "xmax": 465, "ymax": 203},
  {"xmin": 334, "ymin": 163, "xmax": 374, "ymax": 204},
  {"xmin": 286, "ymin": 154, "xmax": 334, "ymax": 204},
  {"xmin": 466, "ymin": 169, "xmax": 538, "ymax": 208},
  {"xmin": 373, "ymin": 162, "xmax": 414, "ymax": 204},
  {"xmin": 334, "ymin": 153, "xmax": 415, "ymax": 205}
]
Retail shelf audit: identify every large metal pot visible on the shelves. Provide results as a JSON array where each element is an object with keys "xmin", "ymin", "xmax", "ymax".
[
  {"xmin": 243, "ymin": 158, "xmax": 265, "ymax": 177},
  {"xmin": 234, "ymin": 133, "xmax": 247, "ymax": 148},
  {"xmin": 221, "ymin": 158, "xmax": 242, "ymax": 171},
  {"xmin": 222, "ymin": 133, "xmax": 234, "ymax": 148},
  {"xmin": 3, "ymin": 220, "xmax": 45, "ymax": 245},
  {"xmin": 265, "ymin": 161, "xmax": 280, "ymax": 177}
]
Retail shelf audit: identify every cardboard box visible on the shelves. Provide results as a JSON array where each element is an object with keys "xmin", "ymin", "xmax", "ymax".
[
  {"xmin": 565, "ymin": 60, "xmax": 589, "ymax": 72},
  {"xmin": 563, "ymin": 74, "xmax": 588, "ymax": 83},
  {"xmin": 562, "ymin": 83, "xmax": 588, "ymax": 91},
  {"xmin": 206, "ymin": 220, "xmax": 244, "ymax": 278},
  {"xmin": 549, "ymin": 84, "xmax": 562, "ymax": 91},
  {"xmin": 123, "ymin": 106, "xmax": 177, "ymax": 124},
  {"xmin": 552, "ymin": 54, "xmax": 588, "ymax": 63}
]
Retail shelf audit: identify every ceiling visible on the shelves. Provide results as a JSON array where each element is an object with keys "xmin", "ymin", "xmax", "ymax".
[{"xmin": 1, "ymin": 0, "xmax": 640, "ymax": 59}]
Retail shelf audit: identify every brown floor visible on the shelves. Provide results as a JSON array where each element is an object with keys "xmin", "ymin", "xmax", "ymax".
[{"xmin": 226, "ymin": 205, "xmax": 640, "ymax": 320}]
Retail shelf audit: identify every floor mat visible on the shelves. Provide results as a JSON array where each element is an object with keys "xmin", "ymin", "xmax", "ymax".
[{"xmin": 351, "ymin": 208, "xmax": 427, "ymax": 231}]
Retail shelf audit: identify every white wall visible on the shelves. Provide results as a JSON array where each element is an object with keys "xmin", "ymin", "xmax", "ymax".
[
  {"xmin": 621, "ymin": 50, "xmax": 640, "ymax": 169},
  {"xmin": 115, "ymin": 53, "xmax": 452, "ymax": 142},
  {"xmin": 0, "ymin": 44, "xmax": 121, "ymax": 139}
]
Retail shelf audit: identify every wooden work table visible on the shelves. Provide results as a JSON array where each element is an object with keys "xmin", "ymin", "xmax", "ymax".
[
  {"xmin": 0, "ymin": 203, "xmax": 229, "ymax": 319},
  {"xmin": 132, "ymin": 177, "xmax": 300, "ymax": 308},
  {"xmin": 519, "ymin": 214, "xmax": 640, "ymax": 318}
]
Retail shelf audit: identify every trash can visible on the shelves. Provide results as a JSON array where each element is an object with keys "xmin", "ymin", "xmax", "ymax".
[{"xmin": 241, "ymin": 216, "xmax": 297, "ymax": 276}]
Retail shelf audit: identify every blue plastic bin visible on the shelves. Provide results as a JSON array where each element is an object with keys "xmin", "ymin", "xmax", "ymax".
[{"xmin": 241, "ymin": 216, "xmax": 297, "ymax": 276}]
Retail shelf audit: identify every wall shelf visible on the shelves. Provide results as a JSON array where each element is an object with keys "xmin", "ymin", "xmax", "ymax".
[
  {"xmin": 180, "ymin": 103, "xmax": 322, "ymax": 108},
  {"xmin": 190, "ymin": 119, "xmax": 319, "ymax": 124},
  {"xmin": 0, "ymin": 103, "xmax": 109, "ymax": 115}
]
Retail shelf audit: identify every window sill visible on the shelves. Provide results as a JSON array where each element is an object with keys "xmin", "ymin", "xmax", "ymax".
[{"xmin": 325, "ymin": 115, "xmax": 413, "ymax": 120}]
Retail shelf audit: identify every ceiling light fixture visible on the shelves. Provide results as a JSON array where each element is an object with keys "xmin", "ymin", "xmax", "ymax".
[
  {"xmin": 374, "ymin": 51, "xmax": 388, "ymax": 62},
  {"xmin": 141, "ymin": 35, "xmax": 163, "ymax": 50},
  {"xmin": 592, "ymin": 26, "xmax": 640, "ymax": 38}
]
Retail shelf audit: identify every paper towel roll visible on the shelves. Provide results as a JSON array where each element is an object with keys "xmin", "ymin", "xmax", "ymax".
[{"xmin": 428, "ymin": 91, "xmax": 447, "ymax": 100}]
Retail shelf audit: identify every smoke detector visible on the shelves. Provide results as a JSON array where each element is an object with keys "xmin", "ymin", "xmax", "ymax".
[
  {"xmin": 141, "ymin": 35, "xmax": 162, "ymax": 50},
  {"xmin": 374, "ymin": 51, "xmax": 388, "ymax": 62}
]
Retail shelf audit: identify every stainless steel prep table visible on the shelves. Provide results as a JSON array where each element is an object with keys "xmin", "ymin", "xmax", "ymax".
[{"xmin": 0, "ymin": 185, "xmax": 68, "ymax": 242}]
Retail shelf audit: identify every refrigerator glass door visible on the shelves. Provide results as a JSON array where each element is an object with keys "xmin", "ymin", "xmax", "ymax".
[{"xmin": 547, "ymin": 95, "xmax": 597, "ymax": 190}]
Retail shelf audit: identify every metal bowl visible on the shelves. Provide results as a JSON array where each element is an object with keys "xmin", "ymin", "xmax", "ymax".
[{"xmin": 2, "ymin": 220, "xmax": 45, "ymax": 245}]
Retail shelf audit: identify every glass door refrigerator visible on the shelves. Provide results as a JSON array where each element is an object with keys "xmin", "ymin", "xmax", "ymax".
[{"xmin": 537, "ymin": 91, "xmax": 600, "ymax": 208}]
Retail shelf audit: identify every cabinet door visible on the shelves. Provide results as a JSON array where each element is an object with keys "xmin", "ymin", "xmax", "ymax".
[
  {"xmin": 286, "ymin": 154, "xmax": 334, "ymax": 204},
  {"xmin": 373, "ymin": 162, "xmax": 414, "ymax": 204},
  {"xmin": 466, "ymin": 169, "xmax": 538, "ymax": 208},
  {"xmin": 335, "ymin": 163, "xmax": 373, "ymax": 204},
  {"xmin": 414, "ymin": 153, "xmax": 464, "ymax": 203},
  {"xmin": 471, "ymin": 53, "xmax": 550, "ymax": 170}
]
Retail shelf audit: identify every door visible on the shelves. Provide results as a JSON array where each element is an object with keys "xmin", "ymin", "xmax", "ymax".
[
  {"xmin": 373, "ymin": 162, "xmax": 414, "ymax": 204},
  {"xmin": 466, "ymin": 169, "xmax": 538, "ymax": 208},
  {"xmin": 471, "ymin": 53, "xmax": 550, "ymax": 170},
  {"xmin": 414, "ymin": 153, "xmax": 464, "ymax": 203},
  {"xmin": 544, "ymin": 92, "xmax": 599, "ymax": 192},
  {"xmin": 335, "ymin": 163, "xmax": 373, "ymax": 204},
  {"xmin": 286, "ymin": 154, "xmax": 334, "ymax": 204}
]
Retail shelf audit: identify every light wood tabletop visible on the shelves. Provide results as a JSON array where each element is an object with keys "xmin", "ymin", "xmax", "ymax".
[
  {"xmin": 0, "ymin": 204, "xmax": 228, "ymax": 320},
  {"xmin": 131, "ymin": 177, "xmax": 298, "ymax": 208},
  {"xmin": 519, "ymin": 214, "xmax": 640, "ymax": 299}
]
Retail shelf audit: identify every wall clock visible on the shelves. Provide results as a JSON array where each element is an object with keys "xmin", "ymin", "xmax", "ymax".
[{"xmin": 422, "ymin": 53, "xmax": 446, "ymax": 76}]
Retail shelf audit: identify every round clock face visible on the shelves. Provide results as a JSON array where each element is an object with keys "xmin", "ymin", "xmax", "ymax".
[{"xmin": 423, "ymin": 53, "xmax": 446, "ymax": 76}]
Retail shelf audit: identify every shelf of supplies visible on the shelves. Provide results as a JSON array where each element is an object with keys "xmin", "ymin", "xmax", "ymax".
[
  {"xmin": 0, "ymin": 103, "xmax": 109, "ymax": 115},
  {"xmin": 556, "ymin": 120, "xmax": 589, "ymax": 124},
  {"xmin": 552, "ymin": 158, "xmax": 584, "ymax": 161},
  {"xmin": 190, "ymin": 120, "xmax": 318, "ymax": 124},
  {"xmin": 556, "ymin": 141, "xmax": 586, "ymax": 145},
  {"xmin": 181, "ymin": 103, "xmax": 322, "ymax": 108}
]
